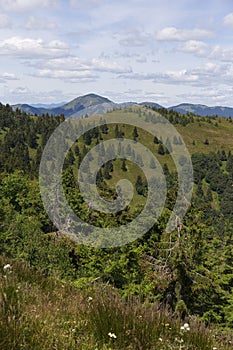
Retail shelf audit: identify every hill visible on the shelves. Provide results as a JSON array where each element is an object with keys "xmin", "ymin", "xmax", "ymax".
[
  {"xmin": 169, "ymin": 103, "xmax": 233, "ymax": 118},
  {"xmin": 11, "ymin": 93, "xmax": 233, "ymax": 118},
  {"xmin": 1, "ymin": 103, "xmax": 233, "ymax": 347},
  {"xmin": 12, "ymin": 93, "xmax": 117, "ymax": 118},
  {"xmin": 1, "ymin": 256, "xmax": 231, "ymax": 350}
]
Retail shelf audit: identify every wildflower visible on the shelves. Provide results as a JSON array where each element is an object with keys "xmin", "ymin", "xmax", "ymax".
[
  {"xmin": 88, "ymin": 296, "xmax": 93, "ymax": 302},
  {"xmin": 108, "ymin": 332, "xmax": 117, "ymax": 339},
  {"xmin": 159, "ymin": 337, "xmax": 163, "ymax": 342},
  {"xmin": 3, "ymin": 264, "xmax": 11, "ymax": 271},
  {"xmin": 180, "ymin": 323, "xmax": 190, "ymax": 331},
  {"xmin": 213, "ymin": 348, "xmax": 217, "ymax": 350}
]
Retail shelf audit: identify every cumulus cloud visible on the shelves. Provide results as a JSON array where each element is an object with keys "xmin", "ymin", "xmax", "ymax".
[
  {"xmin": 28, "ymin": 55, "xmax": 132, "ymax": 83},
  {"xmin": 223, "ymin": 12, "xmax": 233, "ymax": 27},
  {"xmin": 120, "ymin": 62, "xmax": 231, "ymax": 87},
  {"xmin": 178, "ymin": 40, "xmax": 208, "ymax": 56},
  {"xmin": 0, "ymin": 37, "xmax": 69, "ymax": 58},
  {"xmin": 36, "ymin": 69, "xmax": 98, "ymax": 82},
  {"xmin": 90, "ymin": 58, "xmax": 132, "ymax": 73},
  {"xmin": 156, "ymin": 27, "xmax": 214, "ymax": 41},
  {"xmin": 33, "ymin": 56, "xmax": 132, "ymax": 74},
  {"xmin": 120, "ymin": 70, "xmax": 199, "ymax": 85},
  {"xmin": 0, "ymin": 0, "xmax": 60, "ymax": 11},
  {"xmin": 209, "ymin": 45, "xmax": 233, "ymax": 62},
  {"xmin": 177, "ymin": 40, "xmax": 233, "ymax": 63}
]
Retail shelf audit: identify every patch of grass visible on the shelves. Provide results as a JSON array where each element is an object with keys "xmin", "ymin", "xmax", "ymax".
[{"xmin": 0, "ymin": 256, "xmax": 232, "ymax": 350}]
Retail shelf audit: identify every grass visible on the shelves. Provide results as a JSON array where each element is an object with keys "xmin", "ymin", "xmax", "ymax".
[
  {"xmin": 67, "ymin": 106, "xmax": 233, "ymax": 216},
  {"xmin": 0, "ymin": 256, "xmax": 232, "ymax": 350},
  {"xmin": 106, "ymin": 107, "xmax": 233, "ymax": 153}
]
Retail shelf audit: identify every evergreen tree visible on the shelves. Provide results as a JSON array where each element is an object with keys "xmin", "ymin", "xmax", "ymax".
[
  {"xmin": 153, "ymin": 136, "xmax": 159, "ymax": 144},
  {"xmin": 158, "ymin": 143, "xmax": 165, "ymax": 155},
  {"xmin": 133, "ymin": 126, "xmax": 138, "ymax": 141},
  {"xmin": 121, "ymin": 159, "xmax": 127, "ymax": 172}
]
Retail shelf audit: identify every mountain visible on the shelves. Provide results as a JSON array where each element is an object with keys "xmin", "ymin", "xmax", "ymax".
[
  {"xmin": 139, "ymin": 101, "xmax": 163, "ymax": 109},
  {"xmin": 168, "ymin": 103, "xmax": 233, "ymax": 118},
  {"xmin": 12, "ymin": 93, "xmax": 118, "ymax": 118},
  {"xmin": 30, "ymin": 102, "xmax": 67, "ymax": 108},
  {"xmin": 12, "ymin": 94, "xmax": 233, "ymax": 119},
  {"xmin": 50, "ymin": 93, "xmax": 116, "ymax": 118},
  {"xmin": 12, "ymin": 104, "xmax": 47, "ymax": 115}
]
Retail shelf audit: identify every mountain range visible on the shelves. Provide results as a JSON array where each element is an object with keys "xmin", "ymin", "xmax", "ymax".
[{"xmin": 12, "ymin": 93, "xmax": 233, "ymax": 118}]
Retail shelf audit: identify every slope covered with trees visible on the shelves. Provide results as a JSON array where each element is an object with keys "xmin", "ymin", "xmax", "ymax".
[{"xmin": 0, "ymin": 103, "xmax": 233, "ymax": 349}]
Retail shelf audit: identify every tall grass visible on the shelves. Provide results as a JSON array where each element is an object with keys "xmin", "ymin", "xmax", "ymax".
[{"xmin": 0, "ymin": 256, "xmax": 232, "ymax": 350}]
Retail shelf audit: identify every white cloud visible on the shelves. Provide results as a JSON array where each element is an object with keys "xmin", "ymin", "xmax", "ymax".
[
  {"xmin": 0, "ymin": 37, "xmax": 69, "ymax": 58},
  {"xmin": 0, "ymin": 0, "xmax": 60, "ymax": 12},
  {"xmin": 29, "ymin": 56, "xmax": 132, "ymax": 83},
  {"xmin": 103, "ymin": 89, "xmax": 166, "ymax": 103},
  {"xmin": 209, "ymin": 45, "xmax": 233, "ymax": 62},
  {"xmin": 177, "ymin": 40, "xmax": 233, "ymax": 63},
  {"xmin": 33, "ymin": 56, "xmax": 132, "ymax": 74},
  {"xmin": 156, "ymin": 27, "xmax": 214, "ymax": 41},
  {"xmin": 3, "ymin": 87, "xmax": 75, "ymax": 104},
  {"xmin": 177, "ymin": 87, "xmax": 233, "ymax": 105},
  {"xmin": 90, "ymin": 58, "xmax": 132, "ymax": 73},
  {"xmin": 1, "ymin": 72, "xmax": 18, "ymax": 80},
  {"xmin": 36, "ymin": 69, "xmax": 98, "ymax": 82},
  {"xmin": 223, "ymin": 12, "xmax": 233, "ymax": 27},
  {"xmin": 120, "ymin": 62, "xmax": 231, "ymax": 88},
  {"xmin": 158, "ymin": 70, "xmax": 199, "ymax": 84},
  {"xmin": 178, "ymin": 40, "xmax": 208, "ymax": 56},
  {"xmin": 121, "ymin": 70, "xmax": 199, "ymax": 85},
  {"xmin": 25, "ymin": 16, "xmax": 58, "ymax": 30},
  {"xmin": 0, "ymin": 15, "xmax": 11, "ymax": 28},
  {"xmin": 0, "ymin": 72, "xmax": 18, "ymax": 83}
]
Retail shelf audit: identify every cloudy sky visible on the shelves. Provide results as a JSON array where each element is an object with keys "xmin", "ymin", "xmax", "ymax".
[{"xmin": 1, "ymin": 0, "xmax": 233, "ymax": 106}]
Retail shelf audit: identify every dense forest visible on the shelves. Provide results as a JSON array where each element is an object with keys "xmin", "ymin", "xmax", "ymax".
[{"xmin": 0, "ymin": 103, "xmax": 233, "ymax": 349}]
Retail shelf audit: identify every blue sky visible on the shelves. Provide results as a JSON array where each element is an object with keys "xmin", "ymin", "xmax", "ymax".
[{"xmin": 1, "ymin": 0, "xmax": 233, "ymax": 106}]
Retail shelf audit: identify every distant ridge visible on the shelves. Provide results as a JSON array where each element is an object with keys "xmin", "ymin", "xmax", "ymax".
[
  {"xmin": 168, "ymin": 103, "xmax": 233, "ymax": 118},
  {"xmin": 11, "ymin": 94, "xmax": 233, "ymax": 118}
]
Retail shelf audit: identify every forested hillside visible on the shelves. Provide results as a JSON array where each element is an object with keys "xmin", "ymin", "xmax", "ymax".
[{"xmin": 0, "ymin": 103, "xmax": 233, "ymax": 349}]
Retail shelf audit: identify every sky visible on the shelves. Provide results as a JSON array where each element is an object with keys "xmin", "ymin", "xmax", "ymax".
[{"xmin": 1, "ymin": 0, "xmax": 233, "ymax": 107}]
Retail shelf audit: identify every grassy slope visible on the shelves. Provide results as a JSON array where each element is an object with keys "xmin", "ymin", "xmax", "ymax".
[
  {"xmin": 81, "ymin": 108, "xmax": 233, "ymax": 209},
  {"xmin": 1, "ymin": 256, "xmax": 232, "ymax": 350}
]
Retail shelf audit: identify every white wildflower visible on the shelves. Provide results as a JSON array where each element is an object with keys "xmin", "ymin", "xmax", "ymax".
[
  {"xmin": 180, "ymin": 323, "xmax": 190, "ymax": 331},
  {"xmin": 3, "ymin": 264, "xmax": 11, "ymax": 271},
  {"xmin": 88, "ymin": 296, "xmax": 93, "ymax": 302},
  {"xmin": 108, "ymin": 332, "xmax": 117, "ymax": 339}
]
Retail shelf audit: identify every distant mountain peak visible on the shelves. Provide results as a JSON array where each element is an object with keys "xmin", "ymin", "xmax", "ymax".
[{"xmin": 11, "ymin": 94, "xmax": 233, "ymax": 119}]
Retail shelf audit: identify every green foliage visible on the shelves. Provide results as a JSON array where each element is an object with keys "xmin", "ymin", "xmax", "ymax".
[
  {"xmin": 0, "ymin": 258, "xmax": 231, "ymax": 350},
  {"xmin": 0, "ymin": 103, "xmax": 233, "ymax": 346}
]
